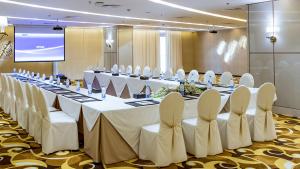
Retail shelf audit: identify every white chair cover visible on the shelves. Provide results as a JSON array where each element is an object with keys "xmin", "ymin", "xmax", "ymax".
[
  {"xmin": 143, "ymin": 66, "xmax": 152, "ymax": 77},
  {"xmin": 25, "ymin": 83, "xmax": 36, "ymax": 137},
  {"xmin": 1, "ymin": 75, "xmax": 10, "ymax": 114},
  {"xmin": 247, "ymin": 83, "xmax": 277, "ymax": 141},
  {"xmin": 152, "ymin": 68, "xmax": 160, "ymax": 78},
  {"xmin": 31, "ymin": 85, "xmax": 42, "ymax": 144},
  {"xmin": 239, "ymin": 73, "xmax": 254, "ymax": 88},
  {"xmin": 165, "ymin": 68, "xmax": 173, "ymax": 80},
  {"xmin": 14, "ymin": 79, "xmax": 29, "ymax": 130},
  {"xmin": 217, "ymin": 86, "xmax": 252, "ymax": 149},
  {"xmin": 203, "ymin": 70, "xmax": 216, "ymax": 84},
  {"xmin": 182, "ymin": 89, "xmax": 223, "ymax": 157},
  {"xmin": 134, "ymin": 65, "xmax": 141, "ymax": 76},
  {"xmin": 7, "ymin": 77, "xmax": 16, "ymax": 119},
  {"xmin": 126, "ymin": 65, "xmax": 133, "ymax": 75},
  {"xmin": 220, "ymin": 72, "xmax": 233, "ymax": 86},
  {"xmin": 177, "ymin": 69, "xmax": 185, "ymax": 81},
  {"xmin": 38, "ymin": 89, "xmax": 79, "ymax": 154},
  {"xmin": 139, "ymin": 92, "xmax": 187, "ymax": 166},
  {"xmin": 187, "ymin": 70, "xmax": 199, "ymax": 83},
  {"xmin": 0, "ymin": 74, "xmax": 3, "ymax": 108},
  {"xmin": 111, "ymin": 64, "xmax": 119, "ymax": 74},
  {"xmin": 119, "ymin": 65, "xmax": 126, "ymax": 74}
]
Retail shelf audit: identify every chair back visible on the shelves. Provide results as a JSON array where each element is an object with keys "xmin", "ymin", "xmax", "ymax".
[
  {"xmin": 37, "ymin": 89, "xmax": 50, "ymax": 120},
  {"xmin": 119, "ymin": 65, "xmax": 126, "ymax": 74},
  {"xmin": 188, "ymin": 70, "xmax": 199, "ymax": 83},
  {"xmin": 204, "ymin": 70, "xmax": 216, "ymax": 84},
  {"xmin": 159, "ymin": 92, "xmax": 184, "ymax": 130},
  {"xmin": 134, "ymin": 65, "xmax": 141, "ymax": 76},
  {"xmin": 198, "ymin": 89, "xmax": 221, "ymax": 121},
  {"xmin": 165, "ymin": 68, "xmax": 173, "ymax": 80},
  {"xmin": 257, "ymin": 83, "xmax": 276, "ymax": 111},
  {"xmin": 239, "ymin": 73, "xmax": 254, "ymax": 88},
  {"xmin": 25, "ymin": 83, "xmax": 34, "ymax": 108},
  {"xmin": 31, "ymin": 85, "xmax": 40, "ymax": 112},
  {"xmin": 7, "ymin": 77, "xmax": 15, "ymax": 97},
  {"xmin": 152, "ymin": 68, "xmax": 160, "ymax": 78},
  {"xmin": 14, "ymin": 80, "xmax": 24, "ymax": 103},
  {"xmin": 143, "ymin": 66, "xmax": 152, "ymax": 77},
  {"xmin": 126, "ymin": 65, "xmax": 133, "ymax": 75},
  {"xmin": 230, "ymin": 86, "xmax": 250, "ymax": 115},
  {"xmin": 220, "ymin": 72, "xmax": 233, "ymax": 86},
  {"xmin": 177, "ymin": 69, "xmax": 185, "ymax": 81}
]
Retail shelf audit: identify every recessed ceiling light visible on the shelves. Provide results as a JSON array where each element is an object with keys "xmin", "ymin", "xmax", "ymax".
[
  {"xmin": 148, "ymin": 0, "xmax": 247, "ymax": 22},
  {"xmin": 0, "ymin": 0, "xmax": 234, "ymax": 29}
]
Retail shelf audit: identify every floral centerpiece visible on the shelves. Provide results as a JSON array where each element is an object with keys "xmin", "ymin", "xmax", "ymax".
[{"xmin": 152, "ymin": 82, "xmax": 204, "ymax": 98}]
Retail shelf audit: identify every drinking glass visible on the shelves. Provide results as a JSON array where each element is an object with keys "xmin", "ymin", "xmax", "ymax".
[
  {"xmin": 87, "ymin": 84, "xmax": 92, "ymax": 95},
  {"xmin": 101, "ymin": 86, "xmax": 106, "ymax": 99}
]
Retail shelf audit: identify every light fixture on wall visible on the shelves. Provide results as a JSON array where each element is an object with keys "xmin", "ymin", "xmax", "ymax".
[
  {"xmin": 266, "ymin": 0, "xmax": 277, "ymax": 44},
  {"xmin": 0, "ymin": 16, "xmax": 8, "ymax": 33}
]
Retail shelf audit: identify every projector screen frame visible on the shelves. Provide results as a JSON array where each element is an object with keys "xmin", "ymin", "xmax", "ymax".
[{"xmin": 13, "ymin": 25, "xmax": 66, "ymax": 63}]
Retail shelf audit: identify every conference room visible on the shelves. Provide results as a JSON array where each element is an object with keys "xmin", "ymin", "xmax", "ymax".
[{"xmin": 0, "ymin": 0, "xmax": 299, "ymax": 168}]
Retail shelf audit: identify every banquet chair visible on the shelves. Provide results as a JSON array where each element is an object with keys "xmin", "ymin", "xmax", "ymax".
[
  {"xmin": 25, "ymin": 83, "xmax": 37, "ymax": 136},
  {"xmin": 112, "ymin": 64, "xmax": 119, "ymax": 74},
  {"xmin": 220, "ymin": 72, "xmax": 233, "ymax": 86},
  {"xmin": 0, "ymin": 74, "xmax": 3, "ymax": 109},
  {"xmin": 203, "ymin": 70, "xmax": 216, "ymax": 84},
  {"xmin": 217, "ymin": 86, "xmax": 252, "ymax": 149},
  {"xmin": 176, "ymin": 68, "xmax": 185, "ymax": 81},
  {"xmin": 134, "ymin": 65, "xmax": 141, "ymax": 76},
  {"xmin": 187, "ymin": 70, "xmax": 199, "ymax": 83},
  {"xmin": 152, "ymin": 68, "xmax": 160, "ymax": 78},
  {"xmin": 1, "ymin": 75, "xmax": 9, "ymax": 114},
  {"xmin": 139, "ymin": 92, "xmax": 187, "ymax": 166},
  {"xmin": 165, "ymin": 68, "xmax": 173, "ymax": 80},
  {"xmin": 239, "ymin": 73, "xmax": 254, "ymax": 88},
  {"xmin": 182, "ymin": 89, "xmax": 223, "ymax": 157},
  {"xmin": 126, "ymin": 65, "xmax": 133, "ymax": 75},
  {"xmin": 247, "ymin": 83, "xmax": 277, "ymax": 141},
  {"xmin": 143, "ymin": 66, "xmax": 152, "ymax": 77},
  {"xmin": 31, "ymin": 85, "xmax": 43, "ymax": 143},
  {"xmin": 7, "ymin": 76, "xmax": 16, "ymax": 119},
  {"xmin": 119, "ymin": 65, "xmax": 126, "ymax": 74},
  {"xmin": 38, "ymin": 88, "xmax": 79, "ymax": 154},
  {"xmin": 14, "ymin": 79, "xmax": 29, "ymax": 130}
]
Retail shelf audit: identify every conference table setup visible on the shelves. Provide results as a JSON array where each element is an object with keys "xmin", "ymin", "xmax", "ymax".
[{"xmin": 0, "ymin": 65, "xmax": 277, "ymax": 166}]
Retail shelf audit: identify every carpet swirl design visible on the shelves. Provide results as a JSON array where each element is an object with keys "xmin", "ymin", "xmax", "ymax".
[{"xmin": 0, "ymin": 108, "xmax": 300, "ymax": 169}]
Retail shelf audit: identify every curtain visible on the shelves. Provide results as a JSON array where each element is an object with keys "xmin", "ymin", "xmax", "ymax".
[
  {"xmin": 166, "ymin": 31, "xmax": 183, "ymax": 72},
  {"xmin": 59, "ymin": 28, "xmax": 104, "ymax": 80},
  {"xmin": 133, "ymin": 29, "xmax": 160, "ymax": 69}
]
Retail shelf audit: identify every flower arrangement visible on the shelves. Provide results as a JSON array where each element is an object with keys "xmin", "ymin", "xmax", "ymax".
[{"xmin": 152, "ymin": 82, "xmax": 204, "ymax": 98}]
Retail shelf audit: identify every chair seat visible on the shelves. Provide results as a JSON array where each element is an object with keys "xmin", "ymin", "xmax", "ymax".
[
  {"xmin": 49, "ymin": 111, "xmax": 76, "ymax": 124},
  {"xmin": 48, "ymin": 107, "xmax": 59, "ymax": 112},
  {"xmin": 217, "ymin": 112, "xmax": 230, "ymax": 121},
  {"xmin": 142, "ymin": 123, "xmax": 160, "ymax": 133},
  {"xmin": 183, "ymin": 118, "xmax": 197, "ymax": 126}
]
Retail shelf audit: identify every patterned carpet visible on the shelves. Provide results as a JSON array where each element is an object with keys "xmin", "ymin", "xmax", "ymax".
[{"xmin": 1, "ymin": 108, "xmax": 300, "ymax": 169}]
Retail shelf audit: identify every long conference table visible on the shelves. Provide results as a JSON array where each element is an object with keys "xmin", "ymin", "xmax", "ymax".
[{"xmin": 9, "ymin": 72, "xmax": 266, "ymax": 164}]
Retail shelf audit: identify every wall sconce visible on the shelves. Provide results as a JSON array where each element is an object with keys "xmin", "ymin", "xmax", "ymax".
[
  {"xmin": 0, "ymin": 16, "xmax": 8, "ymax": 33},
  {"xmin": 105, "ymin": 39, "xmax": 114, "ymax": 48}
]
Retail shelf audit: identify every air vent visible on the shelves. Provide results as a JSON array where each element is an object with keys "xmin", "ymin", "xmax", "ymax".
[
  {"xmin": 225, "ymin": 7, "xmax": 243, "ymax": 11},
  {"xmin": 174, "ymin": 16, "xmax": 192, "ymax": 19},
  {"xmin": 102, "ymin": 4, "xmax": 121, "ymax": 8},
  {"xmin": 64, "ymin": 16, "xmax": 80, "ymax": 19}
]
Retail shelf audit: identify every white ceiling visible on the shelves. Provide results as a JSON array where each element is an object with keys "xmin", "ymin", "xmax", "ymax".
[{"xmin": 0, "ymin": 0, "xmax": 268, "ymax": 30}]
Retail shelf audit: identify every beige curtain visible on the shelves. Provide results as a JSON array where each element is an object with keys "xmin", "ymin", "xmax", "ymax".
[
  {"xmin": 167, "ymin": 31, "xmax": 183, "ymax": 72},
  {"xmin": 59, "ymin": 27, "xmax": 104, "ymax": 80},
  {"xmin": 133, "ymin": 29, "xmax": 160, "ymax": 69}
]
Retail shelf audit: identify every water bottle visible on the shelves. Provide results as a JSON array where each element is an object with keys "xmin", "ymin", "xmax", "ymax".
[
  {"xmin": 207, "ymin": 79, "xmax": 212, "ymax": 89},
  {"xmin": 49, "ymin": 75, "xmax": 53, "ymax": 83},
  {"xmin": 65, "ymin": 79, "xmax": 70, "ymax": 88},
  {"xmin": 229, "ymin": 79, "xmax": 235, "ymax": 90},
  {"xmin": 145, "ymin": 81, "xmax": 151, "ymax": 98},
  {"xmin": 31, "ymin": 72, "xmax": 35, "ymax": 78},
  {"xmin": 42, "ymin": 74, "xmax": 46, "ymax": 81},
  {"xmin": 36, "ymin": 73, "xmax": 40, "ymax": 79},
  {"xmin": 18, "ymin": 69, "xmax": 22, "ymax": 74},
  {"xmin": 76, "ymin": 81, "xmax": 80, "ymax": 91},
  {"xmin": 179, "ymin": 81, "xmax": 185, "ymax": 96},
  {"xmin": 13, "ymin": 68, "xmax": 16, "ymax": 73},
  {"xmin": 57, "ymin": 77, "xmax": 61, "ymax": 85}
]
